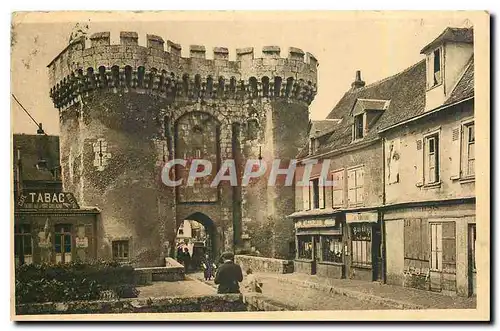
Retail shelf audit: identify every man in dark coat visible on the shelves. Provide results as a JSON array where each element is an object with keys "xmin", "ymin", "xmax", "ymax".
[{"xmin": 214, "ymin": 252, "xmax": 243, "ymax": 294}]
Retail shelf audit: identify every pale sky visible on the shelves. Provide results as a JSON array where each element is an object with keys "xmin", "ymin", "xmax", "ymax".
[{"xmin": 11, "ymin": 12, "xmax": 472, "ymax": 135}]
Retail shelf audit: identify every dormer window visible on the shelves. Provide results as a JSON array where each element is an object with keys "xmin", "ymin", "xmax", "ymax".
[
  {"xmin": 354, "ymin": 113, "xmax": 365, "ymax": 140},
  {"xmin": 309, "ymin": 138, "xmax": 319, "ymax": 155},
  {"xmin": 427, "ymin": 47, "xmax": 443, "ymax": 88}
]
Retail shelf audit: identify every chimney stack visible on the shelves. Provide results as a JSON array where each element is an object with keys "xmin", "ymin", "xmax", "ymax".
[{"xmin": 351, "ymin": 70, "xmax": 366, "ymax": 89}]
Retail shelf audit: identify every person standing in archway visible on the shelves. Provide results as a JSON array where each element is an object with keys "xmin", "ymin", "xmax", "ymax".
[
  {"xmin": 214, "ymin": 252, "xmax": 243, "ymax": 294},
  {"xmin": 182, "ymin": 247, "xmax": 191, "ymax": 274}
]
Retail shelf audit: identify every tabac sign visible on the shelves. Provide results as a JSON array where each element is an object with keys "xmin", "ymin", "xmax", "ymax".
[{"xmin": 16, "ymin": 192, "xmax": 80, "ymax": 210}]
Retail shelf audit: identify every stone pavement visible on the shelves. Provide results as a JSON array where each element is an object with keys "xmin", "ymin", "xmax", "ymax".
[
  {"xmin": 189, "ymin": 271, "xmax": 476, "ymax": 310},
  {"xmin": 189, "ymin": 272, "xmax": 391, "ymax": 310},
  {"xmin": 265, "ymin": 272, "xmax": 476, "ymax": 310},
  {"xmin": 137, "ymin": 277, "xmax": 215, "ymax": 298}
]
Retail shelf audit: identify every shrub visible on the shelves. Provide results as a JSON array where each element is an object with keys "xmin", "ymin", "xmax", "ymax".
[{"xmin": 15, "ymin": 259, "xmax": 140, "ymax": 304}]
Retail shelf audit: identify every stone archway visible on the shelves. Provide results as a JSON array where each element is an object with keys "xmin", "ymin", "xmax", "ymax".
[{"xmin": 174, "ymin": 212, "xmax": 219, "ymax": 267}]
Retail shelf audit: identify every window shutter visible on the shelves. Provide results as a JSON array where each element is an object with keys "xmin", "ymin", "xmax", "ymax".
[
  {"xmin": 450, "ymin": 126, "xmax": 461, "ymax": 179},
  {"xmin": 415, "ymin": 138, "xmax": 424, "ymax": 186},
  {"xmin": 356, "ymin": 168, "xmax": 364, "ymax": 203},
  {"xmin": 302, "ymin": 185, "xmax": 310, "ymax": 210},
  {"xmin": 319, "ymin": 184, "xmax": 325, "ymax": 209},
  {"xmin": 332, "ymin": 171, "xmax": 344, "ymax": 207},
  {"xmin": 347, "ymin": 170, "xmax": 356, "ymax": 205}
]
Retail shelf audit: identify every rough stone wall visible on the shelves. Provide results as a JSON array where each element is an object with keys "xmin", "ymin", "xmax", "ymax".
[
  {"xmin": 235, "ymin": 255, "xmax": 294, "ymax": 274},
  {"xmin": 48, "ymin": 32, "xmax": 318, "ymax": 265},
  {"xmin": 15, "ymin": 295, "xmax": 248, "ymax": 315}
]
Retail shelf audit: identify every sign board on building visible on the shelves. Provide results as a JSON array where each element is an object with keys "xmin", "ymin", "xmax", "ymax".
[
  {"xmin": 345, "ymin": 211, "xmax": 378, "ymax": 223},
  {"xmin": 16, "ymin": 192, "xmax": 80, "ymax": 210},
  {"xmin": 295, "ymin": 218, "xmax": 337, "ymax": 229}
]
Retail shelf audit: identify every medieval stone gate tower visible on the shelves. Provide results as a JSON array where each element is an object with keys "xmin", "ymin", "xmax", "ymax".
[{"xmin": 48, "ymin": 32, "xmax": 318, "ymax": 266}]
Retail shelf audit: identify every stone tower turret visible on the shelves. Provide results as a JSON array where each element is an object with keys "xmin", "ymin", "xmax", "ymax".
[{"xmin": 48, "ymin": 32, "xmax": 318, "ymax": 265}]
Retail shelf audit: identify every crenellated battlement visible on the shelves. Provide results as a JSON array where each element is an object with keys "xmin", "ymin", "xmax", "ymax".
[{"xmin": 48, "ymin": 31, "xmax": 318, "ymax": 109}]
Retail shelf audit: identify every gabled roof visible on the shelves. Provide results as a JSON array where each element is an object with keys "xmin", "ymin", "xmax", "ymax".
[
  {"xmin": 13, "ymin": 134, "xmax": 61, "ymax": 182},
  {"xmin": 302, "ymin": 59, "xmax": 426, "ymax": 157},
  {"xmin": 444, "ymin": 56, "xmax": 474, "ymax": 105},
  {"xmin": 420, "ymin": 27, "xmax": 474, "ymax": 54},
  {"xmin": 352, "ymin": 98, "xmax": 390, "ymax": 116}
]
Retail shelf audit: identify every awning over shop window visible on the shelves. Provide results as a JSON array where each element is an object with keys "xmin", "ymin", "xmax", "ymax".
[{"xmin": 345, "ymin": 211, "xmax": 378, "ymax": 224}]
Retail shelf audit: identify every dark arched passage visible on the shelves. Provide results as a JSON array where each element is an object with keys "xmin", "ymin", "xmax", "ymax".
[{"xmin": 174, "ymin": 212, "xmax": 218, "ymax": 271}]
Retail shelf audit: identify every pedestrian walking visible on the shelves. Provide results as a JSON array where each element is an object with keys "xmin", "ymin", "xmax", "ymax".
[
  {"xmin": 201, "ymin": 253, "xmax": 216, "ymax": 281},
  {"xmin": 214, "ymin": 251, "xmax": 243, "ymax": 294},
  {"xmin": 243, "ymin": 268, "xmax": 263, "ymax": 293}
]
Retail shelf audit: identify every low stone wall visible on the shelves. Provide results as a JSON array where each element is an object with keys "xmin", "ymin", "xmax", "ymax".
[
  {"xmin": 16, "ymin": 294, "xmax": 247, "ymax": 315},
  {"xmin": 235, "ymin": 255, "xmax": 294, "ymax": 274},
  {"xmin": 15, "ymin": 293, "xmax": 296, "ymax": 315},
  {"xmin": 293, "ymin": 260, "xmax": 313, "ymax": 274},
  {"xmin": 134, "ymin": 258, "xmax": 185, "ymax": 285},
  {"xmin": 243, "ymin": 293, "xmax": 296, "ymax": 311},
  {"xmin": 316, "ymin": 262, "xmax": 344, "ymax": 279}
]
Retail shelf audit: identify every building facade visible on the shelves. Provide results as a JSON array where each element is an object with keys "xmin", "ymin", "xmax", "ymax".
[
  {"xmin": 47, "ymin": 32, "xmax": 318, "ymax": 266},
  {"xmin": 290, "ymin": 27, "xmax": 476, "ymax": 297},
  {"xmin": 380, "ymin": 28, "xmax": 475, "ymax": 297},
  {"xmin": 13, "ymin": 134, "xmax": 100, "ymax": 266}
]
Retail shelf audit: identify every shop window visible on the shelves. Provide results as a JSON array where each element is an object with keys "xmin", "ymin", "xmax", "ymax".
[
  {"xmin": 55, "ymin": 224, "xmax": 72, "ymax": 264},
  {"xmin": 462, "ymin": 122, "xmax": 475, "ymax": 177},
  {"xmin": 297, "ymin": 235, "xmax": 313, "ymax": 260},
  {"xmin": 347, "ymin": 166, "xmax": 364, "ymax": 207},
  {"xmin": 14, "ymin": 224, "xmax": 33, "ymax": 266},
  {"xmin": 351, "ymin": 224, "xmax": 372, "ymax": 268},
  {"xmin": 112, "ymin": 240, "xmax": 130, "ymax": 261},
  {"xmin": 322, "ymin": 236, "xmax": 343, "ymax": 263}
]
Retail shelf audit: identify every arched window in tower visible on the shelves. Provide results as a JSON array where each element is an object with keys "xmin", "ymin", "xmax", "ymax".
[
  {"xmin": 217, "ymin": 76, "xmax": 225, "ymax": 98},
  {"xmin": 111, "ymin": 65, "xmax": 120, "ymax": 88},
  {"xmin": 274, "ymin": 76, "xmax": 282, "ymax": 97},
  {"xmin": 262, "ymin": 76, "xmax": 270, "ymax": 97},
  {"xmin": 229, "ymin": 77, "xmax": 237, "ymax": 95},
  {"xmin": 98, "ymin": 66, "xmax": 107, "ymax": 88},
  {"xmin": 148, "ymin": 68, "xmax": 157, "ymax": 89},
  {"xmin": 124, "ymin": 66, "xmax": 132, "ymax": 87},
  {"xmin": 285, "ymin": 77, "xmax": 294, "ymax": 97},
  {"xmin": 137, "ymin": 66, "xmax": 146, "ymax": 88},
  {"xmin": 249, "ymin": 77, "xmax": 258, "ymax": 98},
  {"xmin": 206, "ymin": 76, "xmax": 213, "ymax": 98},
  {"xmin": 182, "ymin": 74, "xmax": 189, "ymax": 96}
]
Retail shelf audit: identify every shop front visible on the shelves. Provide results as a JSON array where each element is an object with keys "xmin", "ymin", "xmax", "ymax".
[
  {"xmin": 294, "ymin": 215, "xmax": 346, "ymax": 279},
  {"xmin": 345, "ymin": 210, "xmax": 382, "ymax": 282},
  {"xmin": 14, "ymin": 191, "xmax": 100, "ymax": 266}
]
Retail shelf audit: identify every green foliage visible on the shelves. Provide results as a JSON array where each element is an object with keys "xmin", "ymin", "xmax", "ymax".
[{"xmin": 15, "ymin": 259, "xmax": 139, "ymax": 304}]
